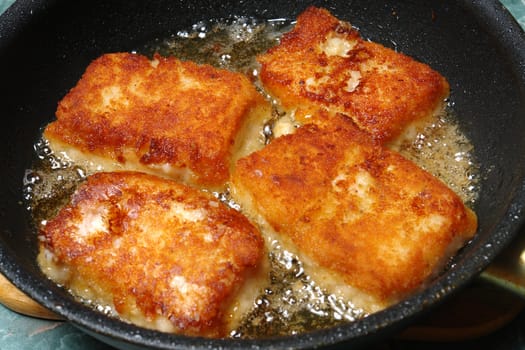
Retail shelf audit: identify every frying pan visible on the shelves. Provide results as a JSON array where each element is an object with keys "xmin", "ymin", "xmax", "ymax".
[{"xmin": 1, "ymin": 0, "xmax": 525, "ymax": 349}]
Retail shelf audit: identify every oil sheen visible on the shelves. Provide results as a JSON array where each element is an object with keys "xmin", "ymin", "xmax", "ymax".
[{"xmin": 26, "ymin": 17, "xmax": 480, "ymax": 338}]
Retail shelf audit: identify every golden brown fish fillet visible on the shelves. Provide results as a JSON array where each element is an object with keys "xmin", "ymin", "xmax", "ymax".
[
  {"xmin": 38, "ymin": 171, "xmax": 266, "ymax": 338},
  {"xmin": 44, "ymin": 52, "xmax": 270, "ymax": 191},
  {"xmin": 257, "ymin": 7, "xmax": 450, "ymax": 144},
  {"xmin": 231, "ymin": 114, "xmax": 477, "ymax": 307}
]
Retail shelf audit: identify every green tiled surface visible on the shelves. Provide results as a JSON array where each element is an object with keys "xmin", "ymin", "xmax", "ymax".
[
  {"xmin": 0, "ymin": 1, "xmax": 524, "ymax": 349},
  {"xmin": 0, "ymin": 0, "xmax": 13, "ymax": 14},
  {"xmin": 0, "ymin": 304, "xmax": 109, "ymax": 350},
  {"xmin": 502, "ymin": 0, "xmax": 525, "ymax": 27}
]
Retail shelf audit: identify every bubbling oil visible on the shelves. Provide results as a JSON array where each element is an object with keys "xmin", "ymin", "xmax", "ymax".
[
  {"xmin": 395, "ymin": 110, "xmax": 479, "ymax": 206},
  {"xmin": 25, "ymin": 17, "xmax": 480, "ymax": 338}
]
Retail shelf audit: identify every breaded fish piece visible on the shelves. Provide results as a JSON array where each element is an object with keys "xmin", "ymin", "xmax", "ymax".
[
  {"xmin": 44, "ymin": 52, "xmax": 270, "ymax": 191},
  {"xmin": 38, "ymin": 171, "xmax": 266, "ymax": 337},
  {"xmin": 231, "ymin": 114, "xmax": 477, "ymax": 307},
  {"xmin": 257, "ymin": 7, "xmax": 450, "ymax": 144}
]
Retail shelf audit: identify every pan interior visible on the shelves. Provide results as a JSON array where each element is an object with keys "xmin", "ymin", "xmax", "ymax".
[{"xmin": 1, "ymin": 0, "xmax": 524, "ymax": 349}]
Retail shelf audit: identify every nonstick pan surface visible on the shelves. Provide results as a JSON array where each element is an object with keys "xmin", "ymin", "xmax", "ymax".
[{"xmin": 1, "ymin": 0, "xmax": 525, "ymax": 349}]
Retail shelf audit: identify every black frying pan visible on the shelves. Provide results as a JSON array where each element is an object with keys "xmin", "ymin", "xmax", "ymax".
[{"xmin": 1, "ymin": 0, "xmax": 525, "ymax": 349}]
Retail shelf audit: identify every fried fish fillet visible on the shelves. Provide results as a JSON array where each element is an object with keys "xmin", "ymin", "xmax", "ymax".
[
  {"xmin": 257, "ymin": 7, "xmax": 450, "ymax": 144},
  {"xmin": 231, "ymin": 114, "xmax": 477, "ymax": 308},
  {"xmin": 38, "ymin": 171, "xmax": 266, "ymax": 337},
  {"xmin": 44, "ymin": 52, "xmax": 270, "ymax": 191}
]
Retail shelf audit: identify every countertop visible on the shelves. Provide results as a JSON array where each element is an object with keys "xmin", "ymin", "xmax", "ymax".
[{"xmin": 0, "ymin": 0, "xmax": 525, "ymax": 349}]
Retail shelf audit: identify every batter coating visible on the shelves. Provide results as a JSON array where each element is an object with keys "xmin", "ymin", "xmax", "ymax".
[
  {"xmin": 44, "ymin": 52, "xmax": 270, "ymax": 191},
  {"xmin": 38, "ymin": 171, "xmax": 266, "ymax": 337},
  {"xmin": 231, "ymin": 114, "xmax": 477, "ymax": 305},
  {"xmin": 257, "ymin": 7, "xmax": 450, "ymax": 144}
]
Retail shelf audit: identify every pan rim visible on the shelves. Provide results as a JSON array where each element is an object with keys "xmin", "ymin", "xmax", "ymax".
[{"xmin": 1, "ymin": 0, "xmax": 525, "ymax": 349}]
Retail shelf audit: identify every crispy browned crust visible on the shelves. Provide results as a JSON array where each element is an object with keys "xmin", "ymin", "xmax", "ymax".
[
  {"xmin": 44, "ymin": 52, "xmax": 268, "ymax": 188},
  {"xmin": 257, "ymin": 7, "xmax": 450, "ymax": 143},
  {"xmin": 39, "ymin": 171, "xmax": 264, "ymax": 337},
  {"xmin": 231, "ymin": 114, "xmax": 477, "ymax": 303}
]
